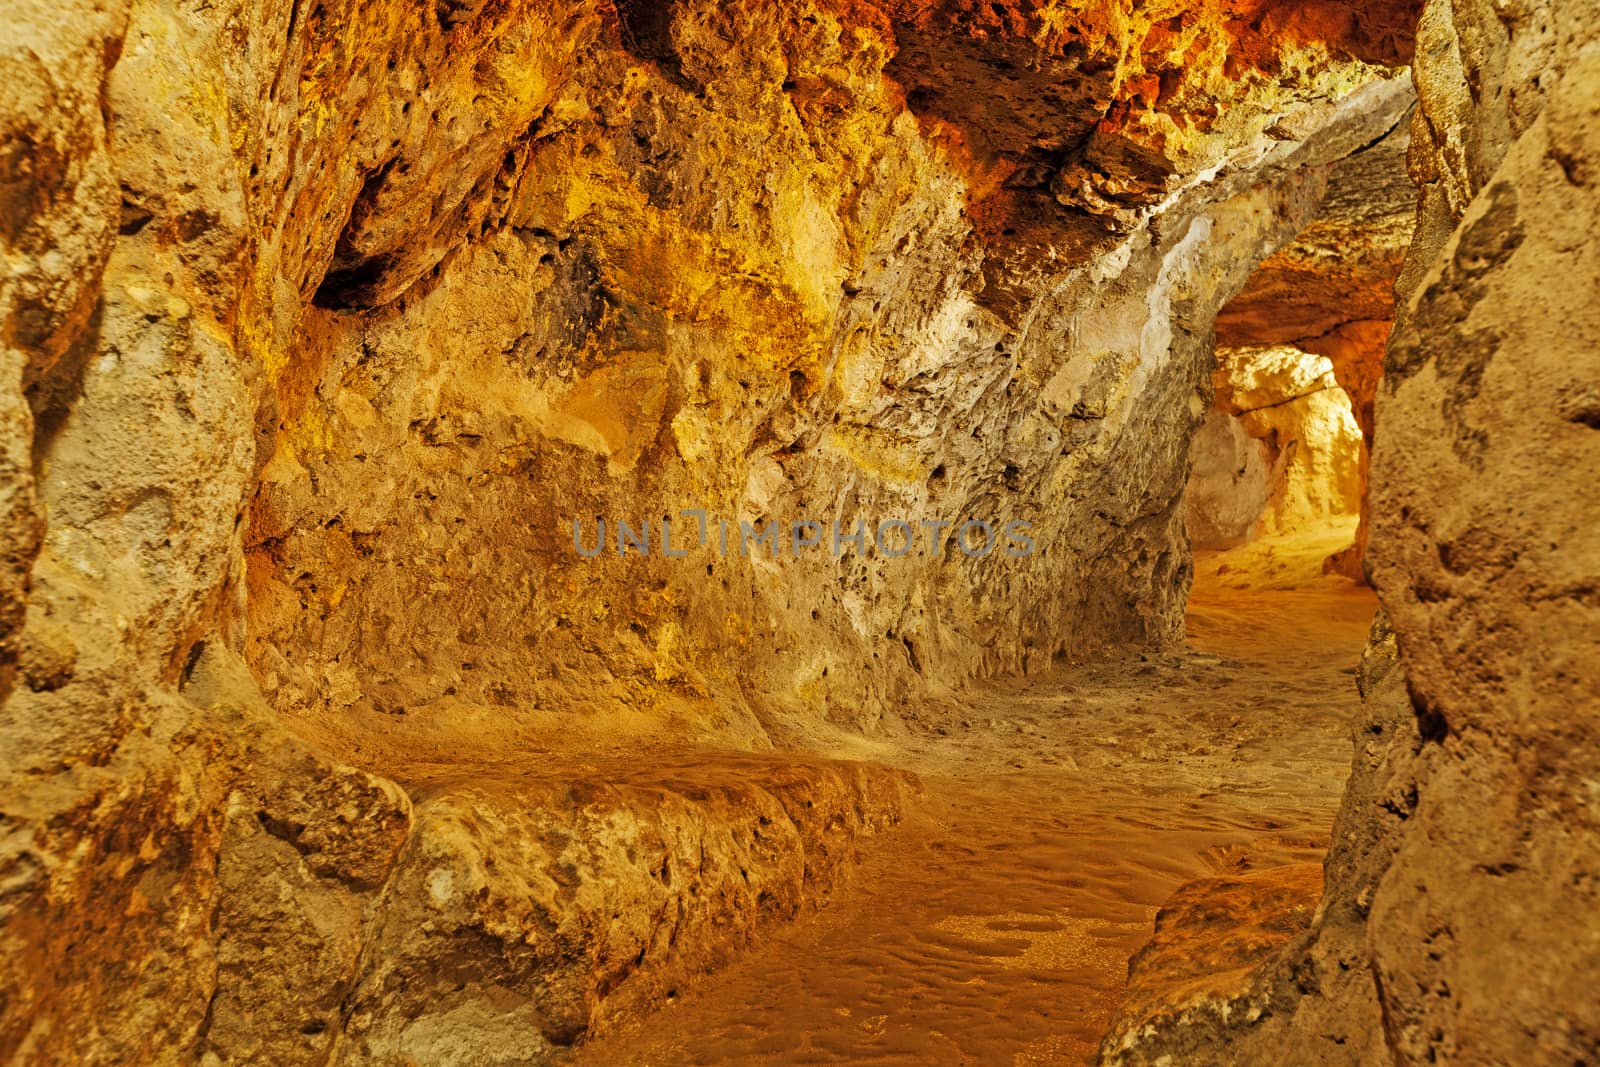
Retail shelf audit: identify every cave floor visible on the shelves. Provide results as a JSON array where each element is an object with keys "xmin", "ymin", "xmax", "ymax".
[{"xmin": 567, "ymin": 529, "xmax": 1377, "ymax": 1066}]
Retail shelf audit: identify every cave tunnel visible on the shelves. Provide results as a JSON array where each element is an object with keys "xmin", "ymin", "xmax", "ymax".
[{"xmin": 2, "ymin": 0, "xmax": 1597, "ymax": 1064}]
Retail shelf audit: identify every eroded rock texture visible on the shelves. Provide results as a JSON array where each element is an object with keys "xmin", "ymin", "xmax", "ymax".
[
  {"xmin": 239, "ymin": 3, "xmax": 1416, "ymax": 744},
  {"xmin": 0, "ymin": 0, "xmax": 1438, "ymax": 1062},
  {"xmin": 1103, "ymin": 0, "xmax": 1600, "ymax": 1062}
]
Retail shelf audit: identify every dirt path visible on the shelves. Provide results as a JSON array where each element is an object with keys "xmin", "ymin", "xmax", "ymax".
[{"xmin": 568, "ymin": 532, "xmax": 1378, "ymax": 1066}]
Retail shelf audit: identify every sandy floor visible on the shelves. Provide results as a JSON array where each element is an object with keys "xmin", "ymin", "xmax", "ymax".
[{"xmin": 567, "ymin": 528, "xmax": 1377, "ymax": 1066}]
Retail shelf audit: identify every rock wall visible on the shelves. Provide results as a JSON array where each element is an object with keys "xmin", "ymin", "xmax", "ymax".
[
  {"xmin": 1363, "ymin": 0, "xmax": 1600, "ymax": 1052},
  {"xmin": 238, "ymin": 4, "xmax": 1417, "ymax": 746},
  {"xmin": 1103, "ymin": 0, "xmax": 1600, "ymax": 1062},
  {"xmin": 1185, "ymin": 408, "xmax": 1275, "ymax": 548},
  {"xmin": 2, "ymin": 0, "xmax": 1423, "ymax": 1062}
]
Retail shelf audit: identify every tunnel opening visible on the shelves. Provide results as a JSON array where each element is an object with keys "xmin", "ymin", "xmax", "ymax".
[
  {"xmin": 1186, "ymin": 342, "xmax": 1367, "ymax": 585},
  {"xmin": 1189, "ymin": 109, "xmax": 1415, "ymax": 590}
]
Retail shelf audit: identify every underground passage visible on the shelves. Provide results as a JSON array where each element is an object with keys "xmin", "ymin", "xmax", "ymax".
[{"xmin": 1, "ymin": 1, "xmax": 1597, "ymax": 1064}]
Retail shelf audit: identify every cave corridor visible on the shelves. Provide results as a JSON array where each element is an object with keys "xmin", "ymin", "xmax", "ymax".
[{"xmin": 2, "ymin": 1, "xmax": 1597, "ymax": 1065}]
